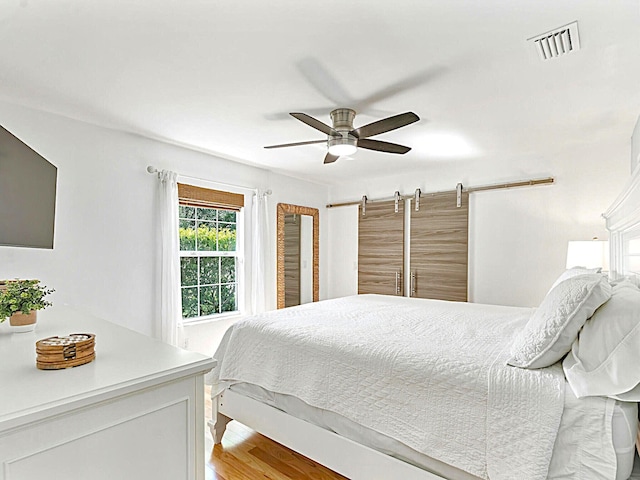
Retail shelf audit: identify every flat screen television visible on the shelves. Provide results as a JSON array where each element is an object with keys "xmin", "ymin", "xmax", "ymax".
[{"xmin": 0, "ymin": 126, "xmax": 57, "ymax": 249}]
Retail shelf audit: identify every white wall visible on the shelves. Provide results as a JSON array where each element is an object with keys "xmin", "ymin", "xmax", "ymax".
[
  {"xmin": 326, "ymin": 137, "xmax": 629, "ymax": 307},
  {"xmin": 326, "ymin": 205, "xmax": 359, "ymax": 299},
  {"xmin": 0, "ymin": 103, "xmax": 329, "ymax": 350}
]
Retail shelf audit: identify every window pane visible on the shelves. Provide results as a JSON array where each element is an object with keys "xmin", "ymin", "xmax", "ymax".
[
  {"xmin": 179, "ymin": 205, "xmax": 195, "ymax": 219},
  {"xmin": 218, "ymin": 223, "xmax": 236, "ymax": 251},
  {"xmin": 200, "ymin": 285, "xmax": 219, "ymax": 316},
  {"xmin": 221, "ymin": 284, "xmax": 237, "ymax": 312},
  {"xmin": 197, "ymin": 207, "xmax": 217, "ymax": 221},
  {"xmin": 179, "ymin": 220, "xmax": 196, "ymax": 250},
  {"xmin": 200, "ymin": 257, "xmax": 219, "ymax": 285},
  {"xmin": 180, "ymin": 257, "xmax": 198, "ymax": 286},
  {"xmin": 220, "ymin": 257, "xmax": 236, "ymax": 283},
  {"xmin": 196, "ymin": 221, "xmax": 217, "ymax": 251},
  {"xmin": 218, "ymin": 210, "xmax": 236, "ymax": 223},
  {"xmin": 178, "ymin": 201, "xmax": 242, "ymax": 319},
  {"xmin": 181, "ymin": 287, "xmax": 198, "ymax": 318}
]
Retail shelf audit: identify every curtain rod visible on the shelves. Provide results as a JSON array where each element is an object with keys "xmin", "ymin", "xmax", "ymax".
[
  {"xmin": 146, "ymin": 165, "xmax": 271, "ymax": 195},
  {"xmin": 325, "ymin": 177, "xmax": 554, "ymax": 208}
]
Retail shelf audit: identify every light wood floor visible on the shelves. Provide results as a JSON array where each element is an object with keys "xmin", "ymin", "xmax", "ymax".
[{"xmin": 205, "ymin": 386, "xmax": 347, "ymax": 480}]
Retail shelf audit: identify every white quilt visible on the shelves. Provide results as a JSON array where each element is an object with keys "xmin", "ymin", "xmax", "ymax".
[{"xmin": 210, "ymin": 295, "xmax": 566, "ymax": 480}]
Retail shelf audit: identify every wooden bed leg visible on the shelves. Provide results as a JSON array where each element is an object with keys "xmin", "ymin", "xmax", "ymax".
[
  {"xmin": 212, "ymin": 412, "xmax": 231, "ymax": 444},
  {"xmin": 209, "ymin": 391, "xmax": 231, "ymax": 444}
]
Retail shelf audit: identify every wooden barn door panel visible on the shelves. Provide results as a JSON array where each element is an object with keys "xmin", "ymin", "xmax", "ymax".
[
  {"xmin": 358, "ymin": 201, "xmax": 404, "ymax": 296},
  {"xmin": 410, "ymin": 191, "xmax": 468, "ymax": 301}
]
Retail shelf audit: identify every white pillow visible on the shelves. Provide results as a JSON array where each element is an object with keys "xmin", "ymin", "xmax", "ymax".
[
  {"xmin": 563, "ymin": 281, "xmax": 640, "ymax": 400},
  {"xmin": 508, "ymin": 274, "xmax": 611, "ymax": 369},
  {"xmin": 548, "ymin": 267, "xmax": 602, "ymax": 293}
]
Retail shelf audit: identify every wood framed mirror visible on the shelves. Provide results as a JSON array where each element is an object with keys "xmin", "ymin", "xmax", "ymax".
[{"xmin": 277, "ymin": 203, "xmax": 319, "ymax": 309}]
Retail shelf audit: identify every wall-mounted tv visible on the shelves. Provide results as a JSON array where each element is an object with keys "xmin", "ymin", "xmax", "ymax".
[{"xmin": 0, "ymin": 126, "xmax": 57, "ymax": 249}]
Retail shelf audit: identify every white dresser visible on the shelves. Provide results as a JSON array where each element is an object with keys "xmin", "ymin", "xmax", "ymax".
[{"xmin": 0, "ymin": 307, "xmax": 215, "ymax": 480}]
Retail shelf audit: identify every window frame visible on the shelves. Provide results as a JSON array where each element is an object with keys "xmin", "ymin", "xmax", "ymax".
[{"xmin": 178, "ymin": 201, "xmax": 245, "ymax": 324}]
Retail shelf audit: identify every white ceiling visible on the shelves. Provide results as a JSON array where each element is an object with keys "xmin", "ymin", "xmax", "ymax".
[{"xmin": 1, "ymin": 1, "xmax": 639, "ymax": 186}]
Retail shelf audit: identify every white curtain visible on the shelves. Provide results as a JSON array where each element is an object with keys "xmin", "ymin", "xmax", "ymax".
[
  {"xmin": 251, "ymin": 190, "xmax": 270, "ymax": 315},
  {"xmin": 157, "ymin": 170, "xmax": 183, "ymax": 346}
]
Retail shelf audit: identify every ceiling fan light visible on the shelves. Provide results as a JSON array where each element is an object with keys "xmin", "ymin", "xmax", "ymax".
[
  {"xmin": 328, "ymin": 136, "xmax": 357, "ymax": 156},
  {"xmin": 328, "ymin": 144, "xmax": 357, "ymax": 156}
]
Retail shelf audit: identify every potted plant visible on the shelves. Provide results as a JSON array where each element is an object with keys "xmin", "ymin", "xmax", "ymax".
[{"xmin": 0, "ymin": 279, "xmax": 54, "ymax": 332}]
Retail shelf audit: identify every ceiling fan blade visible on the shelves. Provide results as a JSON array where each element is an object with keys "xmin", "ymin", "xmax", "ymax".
[
  {"xmin": 264, "ymin": 139, "xmax": 326, "ymax": 149},
  {"xmin": 355, "ymin": 67, "xmax": 447, "ymax": 111},
  {"xmin": 265, "ymin": 107, "xmax": 336, "ymax": 121},
  {"xmin": 351, "ymin": 112, "xmax": 419, "ymax": 139},
  {"xmin": 297, "ymin": 57, "xmax": 354, "ymax": 107},
  {"xmin": 291, "ymin": 113, "xmax": 339, "ymax": 136},
  {"xmin": 324, "ymin": 152, "xmax": 339, "ymax": 164},
  {"xmin": 357, "ymin": 139, "xmax": 411, "ymax": 154}
]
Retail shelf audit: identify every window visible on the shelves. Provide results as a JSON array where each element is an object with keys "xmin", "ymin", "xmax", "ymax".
[{"xmin": 177, "ymin": 184, "xmax": 244, "ymax": 321}]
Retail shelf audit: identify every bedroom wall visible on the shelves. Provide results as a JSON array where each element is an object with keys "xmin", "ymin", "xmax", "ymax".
[
  {"xmin": 0, "ymin": 102, "xmax": 329, "ymax": 349},
  {"xmin": 326, "ymin": 138, "xmax": 629, "ymax": 308}
]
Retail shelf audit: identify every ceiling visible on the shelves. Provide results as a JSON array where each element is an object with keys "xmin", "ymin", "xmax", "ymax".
[{"xmin": 1, "ymin": 1, "xmax": 639, "ymax": 186}]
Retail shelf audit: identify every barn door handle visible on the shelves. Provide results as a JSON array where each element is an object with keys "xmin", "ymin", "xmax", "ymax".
[
  {"xmin": 395, "ymin": 271, "xmax": 402, "ymax": 295},
  {"xmin": 410, "ymin": 271, "xmax": 416, "ymax": 297}
]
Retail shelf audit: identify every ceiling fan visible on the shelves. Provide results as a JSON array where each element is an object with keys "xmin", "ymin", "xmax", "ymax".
[{"xmin": 264, "ymin": 108, "xmax": 420, "ymax": 164}]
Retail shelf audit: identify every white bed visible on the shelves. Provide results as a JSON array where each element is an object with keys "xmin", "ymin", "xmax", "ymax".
[
  {"xmin": 208, "ymin": 162, "xmax": 640, "ymax": 479},
  {"xmin": 226, "ymin": 382, "xmax": 638, "ymax": 480},
  {"xmin": 208, "ymin": 294, "xmax": 638, "ymax": 480}
]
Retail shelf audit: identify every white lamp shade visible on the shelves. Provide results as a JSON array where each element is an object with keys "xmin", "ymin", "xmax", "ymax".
[{"xmin": 566, "ymin": 240, "xmax": 609, "ymax": 270}]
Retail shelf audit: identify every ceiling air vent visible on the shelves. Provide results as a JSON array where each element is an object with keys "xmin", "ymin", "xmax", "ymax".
[{"xmin": 528, "ymin": 21, "xmax": 580, "ymax": 61}]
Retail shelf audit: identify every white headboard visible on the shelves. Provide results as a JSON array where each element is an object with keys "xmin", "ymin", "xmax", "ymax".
[{"xmin": 603, "ymin": 165, "xmax": 640, "ymax": 281}]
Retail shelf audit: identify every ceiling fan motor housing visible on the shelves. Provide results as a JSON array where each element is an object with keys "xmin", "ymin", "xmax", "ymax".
[
  {"xmin": 328, "ymin": 108, "xmax": 358, "ymax": 155},
  {"xmin": 330, "ymin": 108, "xmax": 356, "ymax": 131}
]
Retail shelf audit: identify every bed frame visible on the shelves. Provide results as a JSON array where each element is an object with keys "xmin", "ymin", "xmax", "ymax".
[
  {"xmin": 210, "ymin": 388, "xmax": 447, "ymax": 480},
  {"xmin": 210, "ymin": 166, "xmax": 640, "ymax": 480}
]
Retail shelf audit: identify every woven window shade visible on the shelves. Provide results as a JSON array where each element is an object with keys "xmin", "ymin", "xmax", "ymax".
[{"xmin": 178, "ymin": 183, "xmax": 244, "ymax": 210}]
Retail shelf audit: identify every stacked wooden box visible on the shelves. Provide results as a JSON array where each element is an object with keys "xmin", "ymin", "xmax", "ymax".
[{"xmin": 36, "ymin": 333, "xmax": 96, "ymax": 370}]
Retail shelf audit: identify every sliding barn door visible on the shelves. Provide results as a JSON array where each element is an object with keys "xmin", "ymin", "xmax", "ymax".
[
  {"xmin": 410, "ymin": 191, "xmax": 468, "ymax": 301},
  {"xmin": 358, "ymin": 201, "xmax": 404, "ymax": 296}
]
